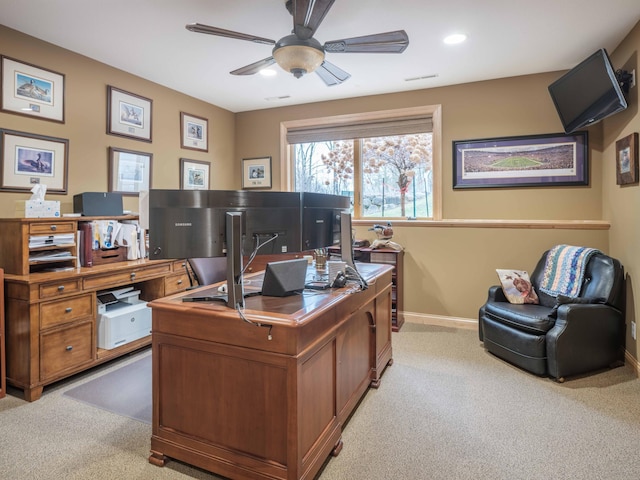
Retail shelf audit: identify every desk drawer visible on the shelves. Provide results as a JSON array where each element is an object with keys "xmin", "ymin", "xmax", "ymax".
[
  {"xmin": 40, "ymin": 321, "xmax": 93, "ymax": 380},
  {"xmin": 39, "ymin": 278, "xmax": 82, "ymax": 299},
  {"xmin": 83, "ymin": 263, "xmax": 171, "ymax": 290},
  {"xmin": 29, "ymin": 222, "xmax": 76, "ymax": 235},
  {"xmin": 164, "ymin": 272, "xmax": 190, "ymax": 295},
  {"xmin": 41, "ymin": 293, "xmax": 94, "ymax": 329}
]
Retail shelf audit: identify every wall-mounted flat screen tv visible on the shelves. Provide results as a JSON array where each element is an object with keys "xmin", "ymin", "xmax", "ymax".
[{"xmin": 548, "ymin": 48, "xmax": 627, "ymax": 134}]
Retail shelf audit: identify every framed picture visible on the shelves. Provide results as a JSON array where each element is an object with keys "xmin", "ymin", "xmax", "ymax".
[
  {"xmin": 242, "ymin": 156, "xmax": 272, "ymax": 189},
  {"xmin": 453, "ymin": 132, "xmax": 589, "ymax": 188},
  {"xmin": 180, "ymin": 158, "xmax": 210, "ymax": 190},
  {"xmin": 615, "ymin": 132, "xmax": 639, "ymax": 185},
  {"xmin": 107, "ymin": 86, "xmax": 152, "ymax": 142},
  {"xmin": 1, "ymin": 55, "xmax": 65, "ymax": 123},
  {"xmin": 0, "ymin": 129, "xmax": 68, "ymax": 193},
  {"xmin": 180, "ymin": 112, "xmax": 208, "ymax": 151},
  {"xmin": 108, "ymin": 147, "xmax": 152, "ymax": 195}
]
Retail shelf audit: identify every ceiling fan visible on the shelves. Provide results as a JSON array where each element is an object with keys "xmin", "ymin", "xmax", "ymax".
[{"xmin": 186, "ymin": 0, "xmax": 409, "ymax": 86}]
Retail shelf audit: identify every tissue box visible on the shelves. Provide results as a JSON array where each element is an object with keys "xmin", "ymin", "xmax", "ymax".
[{"xmin": 16, "ymin": 200, "xmax": 61, "ymax": 218}]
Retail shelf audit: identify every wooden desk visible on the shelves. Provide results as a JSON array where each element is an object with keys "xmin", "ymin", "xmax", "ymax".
[
  {"xmin": 148, "ymin": 263, "xmax": 394, "ymax": 480},
  {"xmin": 3, "ymin": 258, "xmax": 190, "ymax": 401}
]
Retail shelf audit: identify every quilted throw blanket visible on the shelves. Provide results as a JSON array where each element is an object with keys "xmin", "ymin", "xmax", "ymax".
[{"xmin": 539, "ymin": 245, "xmax": 600, "ymax": 297}]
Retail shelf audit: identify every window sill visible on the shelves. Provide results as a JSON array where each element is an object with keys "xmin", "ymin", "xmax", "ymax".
[{"xmin": 353, "ymin": 219, "xmax": 610, "ymax": 230}]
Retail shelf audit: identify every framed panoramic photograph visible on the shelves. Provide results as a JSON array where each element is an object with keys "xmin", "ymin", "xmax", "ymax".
[
  {"xmin": 107, "ymin": 86, "xmax": 152, "ymax": 142},
  {"xmin": 0, "ymin": 129, "xmax": 68, "ymax": 193},
  {"xmin": 108, "ymin": 147, "xmax": 152, "ymax": 195},
  {"xmin": 242, "ymin": 156, "xmax": 272, "ymax": 189},
  {"xmin": 453, "ymin": 132, "xmax": 589, "ymax": 188},
  {"xmin": 180, "ymin": 158, "xmax": 210, "ymax": 190},
  {"xmin": 180, "ymin": 112, "xmax": 208, "ymax": 151},
  {"xmin": 615, "ymin": 132, "xmax": 638, "ymax": 186},
  {"xmin": 1, "ymin": 55, "xmax": 65, "ymax": 123}
]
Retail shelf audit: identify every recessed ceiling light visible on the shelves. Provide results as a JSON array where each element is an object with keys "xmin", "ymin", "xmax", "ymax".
[
  {"xmin": 260, "ymin": 69, "xmax": 277, "ymax": 77},
  {"xmin": 443, "ymin": 33, "xmax": 467, "ymax": 45}
]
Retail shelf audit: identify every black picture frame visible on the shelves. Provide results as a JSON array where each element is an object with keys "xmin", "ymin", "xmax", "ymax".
[{"xmin": 453, "ymin": 132, "xmax": 589, "ymax": 189}]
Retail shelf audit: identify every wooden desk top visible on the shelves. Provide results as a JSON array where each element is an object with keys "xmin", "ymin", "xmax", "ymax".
[{"xmin": 150, "ymin": 262, "xmax": 393, "ymax": 356}]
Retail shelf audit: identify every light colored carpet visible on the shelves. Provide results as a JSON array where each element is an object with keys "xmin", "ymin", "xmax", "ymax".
[{"xmin": 1, "ymin": 322, "xmax": 639, "ymax": 480}]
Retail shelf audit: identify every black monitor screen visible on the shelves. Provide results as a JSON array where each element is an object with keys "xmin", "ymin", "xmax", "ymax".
[{"xmin": 548, "ymin": 48, "xmax": 627, "ymax": 133}]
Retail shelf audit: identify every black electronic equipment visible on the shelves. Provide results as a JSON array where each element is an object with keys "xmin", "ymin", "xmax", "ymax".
[
  {"xmin": 548, "ymin": 48, "xmax": 630, "ymax": 133},
  {"xmin": 262, "ymin": 258, "xmax": 308, "ymax": 297}
]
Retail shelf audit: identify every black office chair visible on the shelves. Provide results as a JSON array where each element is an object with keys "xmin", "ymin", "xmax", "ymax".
[{"xmin": 187, "ymin": 257, "xmax": 227, "ymax": 286}]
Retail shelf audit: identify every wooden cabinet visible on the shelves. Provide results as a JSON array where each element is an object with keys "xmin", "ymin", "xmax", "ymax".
[
  {"xmin": 0, "ymin": 268, "xmax": 5, "ymax": 399},
  {"xmin": 0, "ymin": 216, "xmax": 191, "ymax": 401},
  {"xmin": 330, "ymin": 246, "xmax": 404, "ymax": 331}
]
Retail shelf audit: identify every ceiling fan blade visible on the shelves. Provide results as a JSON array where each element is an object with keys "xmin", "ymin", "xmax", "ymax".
[
  {"xmin": 315, "ymin": 61, "xmax": 351, "ymax": 86},
  {"xmin": 230, "ymin": 57, "xmax": 277, "ymax": 76},
  {"xmin": 324, "ymin": 30, "xmax": 409, "ymax": 53},
  {"xmin": 186, "ymin": 23, "xmax": 275, "ymax": 45},
  {"xmin": 291, "ymin": 0, "xmax": 335, "ymax": 39}
]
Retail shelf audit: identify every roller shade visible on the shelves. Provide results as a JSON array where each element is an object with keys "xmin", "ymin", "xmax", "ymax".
[{"xmin": 286, "ymin": 115, "xmax": 433, "ymax": 144}]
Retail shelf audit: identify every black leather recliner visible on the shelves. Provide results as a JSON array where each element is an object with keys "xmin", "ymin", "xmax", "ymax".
[{"xmin": 479, "ymin": 250, "xmax": 625, "ymax": 381}]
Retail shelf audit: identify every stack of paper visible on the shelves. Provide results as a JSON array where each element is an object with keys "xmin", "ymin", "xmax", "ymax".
[{"xmin": 29, "ymin": 234, "xmax": 76, "ymax": 249}]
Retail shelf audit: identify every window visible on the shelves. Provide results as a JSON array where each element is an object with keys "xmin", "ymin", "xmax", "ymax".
[{"xmin": 282, "ymin": 105, "xmax": 441, "ymax": 220}]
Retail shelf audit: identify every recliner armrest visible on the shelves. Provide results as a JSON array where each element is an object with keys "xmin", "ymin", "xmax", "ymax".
[
  {"xmin": 487, "ymin": 285, "xmax": 508, "ymax": 303},
  {"xmin": 546, "ymin": 303, "xmax": 624, "ymax": 379}
]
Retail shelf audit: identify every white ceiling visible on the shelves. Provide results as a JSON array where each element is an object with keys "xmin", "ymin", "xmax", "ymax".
[{"xmin": 2, "ymin": 0, "xmax": 640, "ymax": 113}]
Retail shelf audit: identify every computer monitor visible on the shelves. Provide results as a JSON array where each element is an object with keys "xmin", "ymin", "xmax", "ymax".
[{"xmin": 261, "ymin": 258, "xmax": 308, "ymax": 297}]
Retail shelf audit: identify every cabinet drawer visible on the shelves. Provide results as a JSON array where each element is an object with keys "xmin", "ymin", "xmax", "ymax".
[
  {"xmin": 83, "ymin": 263, "xmax": 171, "ymax": 290},
  {"xmin": 172, "ymin": 260, "xmax": 188, "ymax": 271},
  {"xmin": 40, "ymin": 293, "xmax": 94, "ymax": 329},
  {"xmin": 40, "ymin": 321, "xmax": 93, "ymax": 380},
  {"xmin": 369, "ymin": 252, "xmax": 397, "ymax": 264},
  {"xmin": 29, "ymin": 222, "xmax": 76, "ymax": 235},
  {"xmin": 39, "ymin": 278, "xmax": 82, "ymax": 299},
  {"xmin": 164, "ymin": 272, "xmax": 190, "ymax": 295}
]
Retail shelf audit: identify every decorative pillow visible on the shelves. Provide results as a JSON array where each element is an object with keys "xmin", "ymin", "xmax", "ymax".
[{"xmin": 496, "ymin": 269, "xmax": 540, "ymax": 304}]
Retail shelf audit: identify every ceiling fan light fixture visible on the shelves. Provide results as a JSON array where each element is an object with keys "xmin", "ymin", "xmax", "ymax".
[{"xmin": 273, "ymin": 35, "xmax": 325, "ymax": 78}]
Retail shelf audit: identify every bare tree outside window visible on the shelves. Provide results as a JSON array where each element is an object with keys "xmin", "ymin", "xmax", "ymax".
[{"xmin": 293, "ymin": 132, "xmax": 432, "ymax": 219}]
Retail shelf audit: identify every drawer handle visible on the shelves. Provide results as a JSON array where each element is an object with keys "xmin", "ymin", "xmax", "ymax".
[
  {"xmin": 65, "ymin": 345, "xmax": 73, "ymax": 351},
  {"xmin": 130, "ymin": 272, "xmax": 136, "ymax": 279},
  {"xmin": 65, "ymin": 307, "xmax": 72, "ymax": 313},
  {"xmin": 177, "ymin": 279, "xmax": 183, "ymax": 285},
  {"xmin": 50, "ymin": 225, "xmax": 57, "ymax": 231},
  {"xmin": 58, "ymin": 285, "xmax": 65, "ymax": 292}
]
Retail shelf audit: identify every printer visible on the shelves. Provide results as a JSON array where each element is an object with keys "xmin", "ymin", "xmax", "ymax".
[{"xmin": 97, "ymin": 286, "xmax": 151, "ymax": 350}]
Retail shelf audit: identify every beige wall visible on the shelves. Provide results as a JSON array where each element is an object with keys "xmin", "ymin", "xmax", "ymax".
[
  {"xmin": 603, "ymin": 21, "xmax": 640, "ymax": 360},
  {"xmin": 0, "ymin": 26, "xmax": 236, "ymax": 216},
  {"xmin": 235, "ymin": 71, "xmax": 610, "ymax": 320},
  {"xmin": 2, "ymin": 22, "xmax": 638, "ymax": 361}
]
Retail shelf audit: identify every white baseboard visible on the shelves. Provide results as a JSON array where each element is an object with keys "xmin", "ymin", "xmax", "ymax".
[
  {"xmin": 402, "ymin": 311, "xmax": 639, "ymax": 376},
  {"xmin": 403, "ymin": 311, "xmax": 478, "ymax": 330}
]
